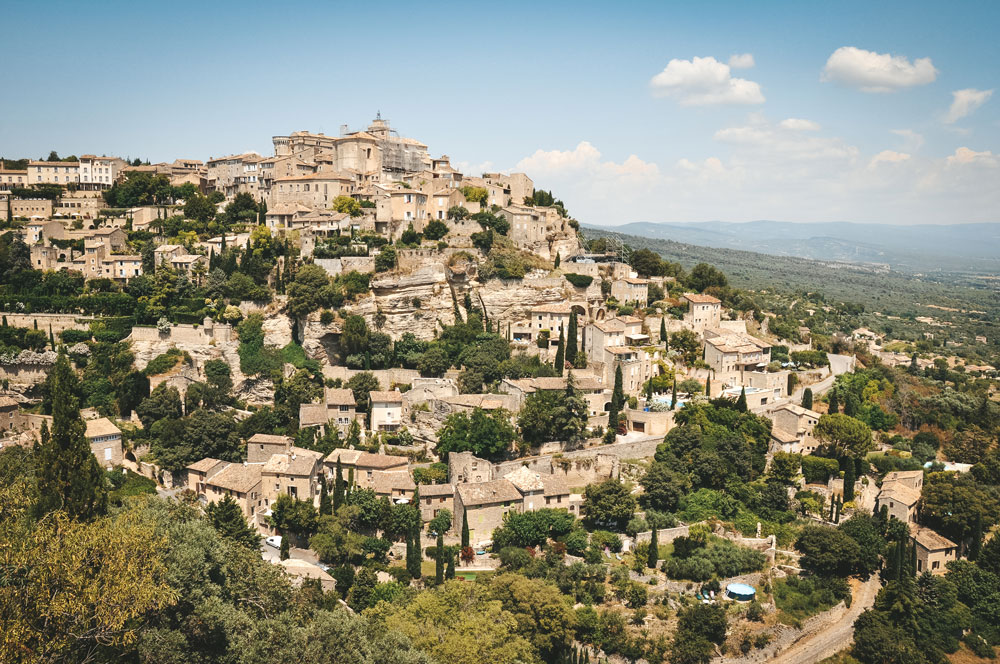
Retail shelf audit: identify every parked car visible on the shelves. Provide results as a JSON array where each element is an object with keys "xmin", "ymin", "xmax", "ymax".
[{"xmin": 265, "ymin": 535, "xmax": 282, "ymax": 549}]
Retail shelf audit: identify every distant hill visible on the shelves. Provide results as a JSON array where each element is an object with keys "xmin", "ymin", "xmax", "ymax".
[{"xmin": 583, "ymin": 221, "xmax": 1000, "ymax": 273}]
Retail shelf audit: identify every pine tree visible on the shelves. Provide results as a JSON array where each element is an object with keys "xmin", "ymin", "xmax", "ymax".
[
  {"xmin": 828, "ymin": 390, "xmax": 839, "ymax": 414},
  {"xmin": 802, "ymin": 388, "xmax": 813, "ymax": 410},
  {"xmin": 35, "ymin": 352, "xmax": 107, "ymax": 520},
  {"xmin": 280, "ymin": 536, "xmax": 290, "ymax": 560},
  {"xmin": 647, "ymin": 527, "xmax": 659, "ymax": 569},
  {"xmin": 333, "ymin": 458, "xmax": 345, "ymax": 511},
  {"xmin": 461, "ymin": 510, "xmax": 470, "ymax": 548},
  {"xmin": 843, "ymin": 462, "xmax": 855, "ymax": 502},
  {"xmin": 566, "ymin": 312, "xmax": 578, "ymax": 365},
  {"xmin": 435, "ymin": 532, "xmax": 445, "ymax": 585},
  {"xmin": 670, "ymin": 379, "xmax": 678, "ymax": 411},
  {"xmin": 554, "ymin": 328, "xmax": 565, "ymax": 375},
  {"xmin": 660, "ymin": 318, "xmax": 667, "ymax": 345}
]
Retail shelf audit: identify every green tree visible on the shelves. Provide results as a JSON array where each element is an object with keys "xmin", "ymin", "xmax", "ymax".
[
  {"xmin": 462, "ymin": 511, "xmax": 470, "ymax": 548},
  {"xmin": 582, "ymin": 479, "xmax": 636, "ymax": 531},
  {"xmin": 423, "ymin": 219, "xmax": 449, "ymax": 240},
  {"xmin": 802, "ymin": 388, "xmax": 813, "ymax": 410},
  {"xmin": 648, "ymin": 527, "xmax": 659, "ymax": 569},
  {"xmin": 554, "ymin": 328, "xmax": 565, "ymax": 375},
  {"xmin": 435, "ymin": 532, "xmax": 445, "ymax": 585},
  {"xmin": 334, "ymin": 458, "xmax": 345, "ymax": 511},
  {"xmin": 795, "ymin": 524, "xmax": 860, "ymax": 577},
  {"xmin": 660, "ymin": 318, "xmax": 668, "ymax": 344},
  {"xmin": 333, "ymin": 195, "xmax": 361, "ymax": 217},
  {"xmin": 640, "ymin": 462, "xmax": 690, "ymax": 512},
  {"xmin": 814, "ymin": 413, "xmax": 874, "ymax": 457},
  {"xmin": 566, "ymin": 312, "xmax": 578, "ymax": 365},
  {"xmin": 735, "ymin": 386, "xmax": 747, "ymax": 412},
  {"xmin": 206, "ymin": 496, "xmax": 261, "ymax": 549},
  {"xmin": 437, "ymin": 407, "xmax": 516, "ymax": 460},
  {"xmin": 35, "ymin": 352, "xmax": 107, "ymax": 520}
]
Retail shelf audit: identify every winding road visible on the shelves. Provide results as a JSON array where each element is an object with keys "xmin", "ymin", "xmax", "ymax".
[{"xmin": 767, "ymin": 576, "xmax": 880, "ymax": 664}]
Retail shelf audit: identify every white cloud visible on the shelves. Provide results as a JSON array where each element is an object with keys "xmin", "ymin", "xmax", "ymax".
[
  {"xmin": 779, "ymin": 118, "xmax": 821, "ymax": 131},
  {"xmin": 453, "ymin": 159, "xmax": 495, "ymax": 176},
  {"xmin": 891, "ymin": 129, "xmax": 924, "ymax": 151},
  {"xmin": 944, "ymin": 88, "xmax": 993, "ymax": 124},
  {"xmin": 649, "ymin": 56, "xmax": 765, "ymax": 106},
  {"xmin": 728, "ymin": 53, "xmax": 755, "ymax": 69},
  {"xmin": 516, "ymin": 141, "xmax": 659, "ymax": 180},
  {"xmin": 821, "ymin": 46, "xmax": 937, "ymax": 92},
  {"xmin": 945, "ymin": 147, "xmax": 997, "ymax": 167},
  {"xmin": 869, "ymin": 150, "xmax": 911, "ymax": 167}
]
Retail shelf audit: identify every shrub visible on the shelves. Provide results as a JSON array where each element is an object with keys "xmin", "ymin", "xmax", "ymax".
[
  {"xmin": 564, "ymin": 273, "xmax": 594, "ymax": 288},
  {"xmin": 590, "ymin": 530, "xmax": 622, "ymax": 552},
  {"xmin": 801, "ymin": 455, "xmax": 840, "ymax": 484},
  {"xmin": 59, "ymin": 329, "xmax": 91, "ymax": 344}
]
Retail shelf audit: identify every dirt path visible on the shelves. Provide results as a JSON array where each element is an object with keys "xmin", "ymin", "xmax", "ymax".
[{"xmin": 767, "ymin": 576, "xmax": 880, "ymax": 664}]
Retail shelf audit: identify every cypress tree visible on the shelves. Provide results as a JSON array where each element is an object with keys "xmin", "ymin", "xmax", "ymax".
[
  {"xmin": 611, "ymin": 365, "xmax": 624, "ymax": 413},
  {"xmin": 908, "ymin": 353, "xmax": 919, "ymax": 375},
  {"xmin": 35, "ymin": 352, "xmax": 107, "ymax": 520},
  {"xmin": 554, "ymin": 328, "xmax": 565, "ymax": 375},
  {"xmin": 645, "ymin": 375, "xmax": 653, "ymax": 401},
  {"xmin": 843, "ymin": 462, "xmax": 855, "ymax": 502},
  {"xmin": 333, "ymin": 458, "xmax": 345, "ymax": 511},
  {"xmin": 829, "ymin": 496, "xmax": 835, "ymax": 522},
  {"xmin": 566, "ymin": 311, "xmax": 578, "ymax": 365},
  {"xmin": 2, "ymin": 316, "xmax": 6, "ymax": 327},
  {"xmin": 319, "ymin": 474, "xmax": 332, "ymax": 515},
  {"xmin": 736, "ymin": 386, "xmax": 747, "ymax": 412},
  {"xmin": 461, "ymin": 510, "xmax": 470, "ymax": 548},
  {"xmin": 446, "ymin": 546, "xmax": 456, "ymax": 579},
  {"xmin": 670, "ymin": 378, "xmax": 677, "ymax": 410},
  {"xmin": 828, "ymin": 390, "xmax": 839, "ymax": 414},
  {"xmin": 844, "ymin": 394, "xmax": 858, "ymax": 417},
  {"xmin": 435, "ymin": 532, "xmax": 445, "ymax": 585},
  {"xmin": 787, "ymin": 373, "xmax": 795, "ymax": 397},
  {"xmin": 347, "ymin": 467, "xmax": 354, "ymax": 491},
  {"xmin": 33, "ymin": 318, "xmax": 37, "ymax": 330},
  {"xmin": 834, "ymin": 496, "xmax": 841, "ymax": 523},
  {"xmin": 970, "ymin": 513, "xmax": 983, "ymax": 561},
  {"xmin": 802, "ymin": 388, "xmax": 813, "ymax": 410},
  {"xmin": 280, "ymin": 536, "xmax": 290, "ymax": 560},
  {"xmin": 647, "ymin": 527, "xmax": 658, "ymax": 569},
  {"xmin": 554, "ymin": 252, "xmax": 560, "ymax": 268},
  {"xmin": 660, "ymin": 318, "xmax": 667, "ymax": 345},
  {"xmin": 48, "ymin": 324, "xmax": 55, "ymax": 350},
  {"xmin": 705, "ymin": 376, "xmax": 711, "ymax": 396}
]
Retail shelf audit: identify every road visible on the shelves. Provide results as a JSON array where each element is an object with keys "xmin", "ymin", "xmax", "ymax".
[{"xmin": 768, "ymin": 575, "xmax": 880, "ymax": 664}]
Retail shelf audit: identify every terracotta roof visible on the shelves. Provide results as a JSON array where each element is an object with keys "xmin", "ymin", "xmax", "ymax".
[
  {"xmin": 207, "ymin": 463, "xmax": 262, "ymax": 493},
  {"xmin": 279, "ymin": 558, "xmax": 335, "ymax": 583},
  {"xmin": 325, "ymin": 449, "xmax": 363, "ymax": 465},
  {"xmin": 373, "ymin": 469, "xmax": 415, "ymax": 495},
  {"xmin": 298, "ymin": 403, "xmax": 329, "ymax": 427},
  {"xmin": 356, "ymin": 452, "xmax": 409, "ymax": 469},
  {"xmin": 247, "ymin": 433, "xmax": 293, "ymax": 446},
  {"xmin": 457, "ymin": 479, "xmax": 523, "ymax": 507},
  {"xmin": 418, "ymin": 483, "xmax": 455, "ymax": 497},
  {"xmin": 910, "ymin": 523, "xmax": 955, "ymax": 551},
  {"xmin": 770, "ymin": 427, "xmax": 800, "ymax": 444},
  {"xmin": 774, "ymin": 403, "xmax": 821, "ymax": 419},
  {"xmin": 884, "ymin": 470, "xmax": 923, "ymax": 483},
  {"xmin": 619, "ymin": 315, "xmax": 643, "ymax": 324},
  {"xmin": 879, "ymin": 482, "xmax": 920, "ymax": 507},
  {"xmin": 85, "ymin": 417, "xmax": 121, "ymax": 438},
  {"xmin": 542, "ymin": 474, "xmax": 570, "ymax": 497},
  {"xmin": 186, "ymin": 457, "xmax": 223, "ymax": 473},
  {"xmin": 262, "ymin": 449, "xmax": 322, "ymax": 476},
  {"xmin": 504, "ymin": 466, "xmax": 545, "ymax": 493},
  {"xmin": 591, "ymin": 319, "xmax": 627, "ymax": 333},
  {"xmin": 324, "ymin": 388, "xmax": 356, "ymax": 406},
  {"xmin": 684, "ymin": 293, "xmax": 721, "ymax": 304},
  {"xmin": 370, "ymin": 390, "xmax": 403, "ymax": 403},
  {"xmin": 620, "ymin": 278, "xmax": 649, "ymax": 285}
]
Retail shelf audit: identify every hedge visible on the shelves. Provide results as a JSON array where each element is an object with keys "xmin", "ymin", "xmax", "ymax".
[
  {"xmin": 564, "ymin": 273, "xmax": 594, "ymax": 288},
  {"xmin": 801, "ymin": 455, "xmax": 840, "ymax": 484}
]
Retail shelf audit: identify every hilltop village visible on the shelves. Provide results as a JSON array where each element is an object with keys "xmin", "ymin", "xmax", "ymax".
[{"xmin": 2, "ymin": 117, "xmax": 999, "ymax": 664}]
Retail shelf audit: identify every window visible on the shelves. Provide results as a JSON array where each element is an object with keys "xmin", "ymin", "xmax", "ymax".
[{"xmin": 104, "ymin": 448, "xmax": 112, "ymax": 460}]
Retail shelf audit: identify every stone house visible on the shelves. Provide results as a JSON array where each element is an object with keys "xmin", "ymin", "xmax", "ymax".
[
  {"xmin": 454, "ymin": 479, "xmax": 524, "ymax": 547},
  {"xmin": 260, "ymin": 446, "xmax": 324, "ymax": 507},
  {"xmin": 911, "ymin": 523, "xmax": 957, "ymax": 575},
  {"xmin": 247, "ymin": 433, "xmax": 295, "ymax": 463},
  {"xmin": 610, "ymin": 278, "xmax": 649, "ymax": 305},
  {"xmin": 417, "ymin": 483, "xmax": 455, "ymax": 524},
  {"xmin": 201, "ymin": 462, "xmax": 263, "ymax": 520},
  {"xmin": 324, "ymin": 449, "xmax": 409, "ymax": 489},
  {"xmin": 372, "ymin": 469, "xmax": 416, "ymax": 503},
  {"xmin": 876, "ymin": 470, "xmax": 923, "ymax": 524},
  {"xmin": 298, "ymin": 387, "xmax": 359, "ymax": 436},
  {"xmin": 0, "ymin": 396, "xmax": 20, "ymax": 431},
  {"xmin": 85, "ymin": 417, "xmax": 123, "ymax": 469},
  {"xmin": 683, "ymin": 293, "xmax": 722, "ymax": 331},
  {"xmin": 769, "ymin": 403, "xmax": 821, "ymax": 454},
  {"xmin": 369, "ymin": 390, "xmax": 404, "ymax": 432}
]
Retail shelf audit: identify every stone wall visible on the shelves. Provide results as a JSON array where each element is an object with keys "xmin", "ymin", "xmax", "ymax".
[
  {"xmin": 322, "ymin": 365, "xmax": 422, "ymax": 389},
  {"xmin": 129, "ymin": 320, "xmax": 232, "ymax": 345},
  {"xmin": 0, "ymin": 312, "xmax": 93, "ymax": 334},
  {"xmin": 0, "ymin": 362, "xmax": 52, "ymax": 385},
  {"xmin": 634, "ymin": 525, "xmax": 690, "ymax": 544}
]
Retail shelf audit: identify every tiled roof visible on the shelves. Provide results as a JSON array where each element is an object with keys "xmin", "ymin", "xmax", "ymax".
[
  {"xmin": 247, "ymin": 433, "xmax": 293, "ymax": 446},
  {"xmin": 325, "ymin": 388, "xmax": 356, "ymax": 406},
  {"xmin": 298, "ymin": 403, "xmax": 329, "ymax": 427},
  {"xmin": 262, "ymin": 449, "xmax": 322, "ymax": 477},
  {"xmin": 879, "ymin": 482, "xmax": 920, "ymax": 507},
  {"xmin": 325, "ymin": 449, "xmax": 363, "ymax": 465},
  {"xmin": 418, "ymin": 483, "xmax": 455, "ymax": 497},
  {"xmin": 684, "ymin": 293, "xmax": 721, "ymax": 304},
  {"xmin": 373, "ymin": 469, "xmax": 415, "ymax": 495},
  {"xmin": 85, "ymin": 417, "xmax": 121, "ymax": 438},
  {"xmin": 457, "ymin": 479, "xmax": 523, "ymax": 507},
  {"xmin": 504, "ymin": 466, "xmax": 544, "ymax": 493},
  {"xmin": 356, "ymin": 452, "xmax": 409, "ymax": 469},
  {"xmin": 542, "ymin": 474, "xmax": 570, "ymax": 497},
  {"xmin": 910, "ymin": 523, "xmax": 955, "ymax": 551},
  {"xmin": 186, "ymin": 457, "xmax": 224, "ymax": 473},
  {"xmin": 370, "ymin": 390, "xmax": 403, "ymax": 403},
  {"xmin": 207, "ymin": 463, "xmax": 262, "ymax": 493}
]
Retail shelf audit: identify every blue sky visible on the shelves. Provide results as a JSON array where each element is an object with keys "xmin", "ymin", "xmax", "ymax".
[{"xmin": 3, "ymin": 0, "xmax": 997, "ymax": 224}]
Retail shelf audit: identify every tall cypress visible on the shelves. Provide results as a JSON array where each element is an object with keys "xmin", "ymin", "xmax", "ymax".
[
  {"xmin": 970, "ymin": 513, "xmax": 983, "ymax": 561},
  {"xmin": 647, "ymin": 527, "xmax": 658, "ymax": 569},
  {"xmin": 611, "ymin": 365, "xmax": 624, "ymax": 413},
  {"xmin": 333, "ymin": 458, "xmax": 345, "ymax": 511},
  {"xmin": 660, "ymin": 318, "xmax": 667, "ymax": 345},
  {"xmin": 554, "ymin": 328, "xmax": 565, "ymax": 375},
  {"xmin": 705, "ymin": 376, "xmax": 711, "ymax": 396},
  {"xmin": 735, "ymin": 386, "xmax": 747, "ymax": 412},
  {"xmin": 48, "ymin": 324, "xmax": 55, "ymax": 350},
  {"xmin": 843, "ymin": 462, "xmax": 855, "ymax": 502},
  {"xmin": 566, "ymin": 312, "xmax": 578, "ymax": 365},
  {"xmin": 319, "ymin": 474, "xmax": 332, "ymax": 515},
  {"xmin": 435, "ymin": 532, "xmax": 445, "ymax": 585},
  {"xmin": 35, "ymin": 352, "xmax": 107, "ymax": 520},
  {"xmin": 802, "ymin": 388, "xmax": 813, "ymax": 410},
  {"xmin": 828, "ymin": 390, "xmax": 839, "ymax": 414},
  {"xmin": 670, "ymin": 379, "xmax": 678, "ymax": 411},
  {"xmin": 461, "ymin": 510, "xmax": 470, "ymax": 548},
  {"xmin": 445, "ymin": 546, "xmax": 456, "ymax": 579}
]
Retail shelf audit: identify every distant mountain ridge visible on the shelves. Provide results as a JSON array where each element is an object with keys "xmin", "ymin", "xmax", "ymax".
[{"xmin": 583, "ymin": 221, "xmax": 1000, "ymax": 273}]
